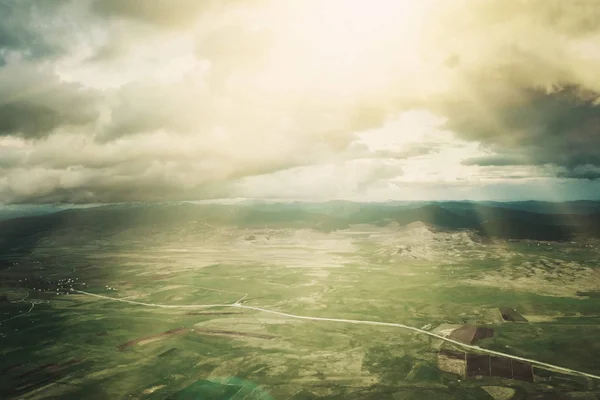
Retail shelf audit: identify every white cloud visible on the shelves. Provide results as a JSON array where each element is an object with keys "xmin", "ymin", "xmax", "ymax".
[
  {"xmin": 1, "ymin": 0, "xmax": 600, "ymax": 203},
  {"xmin": 234, "ymin": 158, "xmax": 404, "ymax": 200}
]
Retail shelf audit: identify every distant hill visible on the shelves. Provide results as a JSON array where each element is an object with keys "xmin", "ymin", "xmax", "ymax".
[
  {"xmin": 479, "ymin": 218, "xmax": 572, "ymax": 241},
  {"xmin": 481, "ymin": 200, "xmax": 600, "ymax": 215},
  {"xmin": 1, "ymin": 201, "xmax": 599, "ymax": 254},
  {"xmin": 0, "ymin": 205, "xmax": 69, "ymax": 221}
]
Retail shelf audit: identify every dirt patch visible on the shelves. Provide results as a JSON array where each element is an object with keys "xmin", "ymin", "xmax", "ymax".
[
  {"xmin": 8, "ymin": 357, "xmax": 86, "ymax": 396},
  {"xmin": 158, "ymin": 348, "xmax": 178, "ymax": 358},
  {"xmin": 465, "ymin": 258, "xmax": 600, "ymax": 297},
  {"xmin": 437, "ymin": 350, "xmax": 465, "ymax": 377},
  {"xmin": 117, "ymin": 327, "xmax": 188, "ymax": 351},
  {"xmin": 17, "ymin": 364, "xmax": 57, "ymax": 379},
  {"xmin": 192, "ymin": 328, "xmax": 275, "ymax": 340},
  {"xmin": 0, "ymin": 363, "xmax": 24, "ymax": 374},
  {"xmin": 185, "ymin": 312, "xmax": 243, "ymax": 316},
  {"xmin": 482, "ymin": 386, "xmax": 516, "ymax": 400},
  {"xmin": 143, "ymin": 384, "xmax": 166, "ymax": 394}
]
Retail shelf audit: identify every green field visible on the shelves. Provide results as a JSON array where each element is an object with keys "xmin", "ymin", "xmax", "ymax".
[{"xmin": 1, "ymin": 224, "xmax": 600, "ymax": 399}]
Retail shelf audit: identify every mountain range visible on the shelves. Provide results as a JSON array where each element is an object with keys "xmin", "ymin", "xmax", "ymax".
[{"xmin": 1, "ymin": 201, "xmax": 600, "ymax": 255}]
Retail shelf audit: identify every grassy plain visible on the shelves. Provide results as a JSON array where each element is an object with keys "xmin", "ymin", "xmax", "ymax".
[{"xmin": 1, "ymin": 223, "xmax": 600, "ymax": 399}]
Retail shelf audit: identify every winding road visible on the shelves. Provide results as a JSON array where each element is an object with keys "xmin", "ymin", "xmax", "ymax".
[
  {"xmin": 75, "ymin": 289, "xmax": 600, "ymax": 381},
  {"xmin": 0, "ymin": 290, "xmax": 48, "ymax": 325}
]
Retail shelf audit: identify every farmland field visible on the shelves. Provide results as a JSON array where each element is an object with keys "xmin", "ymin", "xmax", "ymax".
[{"xmin": 2, "ymin": 212, "xmax": 600, "ymax": 399}]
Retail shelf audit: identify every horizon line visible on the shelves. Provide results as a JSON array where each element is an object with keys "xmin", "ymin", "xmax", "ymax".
[{"xmin": 2, "ymin": 198, "xmax": 600, "ymax": 208}]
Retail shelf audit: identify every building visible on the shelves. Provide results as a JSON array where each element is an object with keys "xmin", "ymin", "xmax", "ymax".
[
  {"xmin": 499, "ymin": 308, "xmax": 528, "ymax": 322},
  {"xmin": 437, "ymin": 350, "xmax": 534, "ymax": 382},
  {"xmin": 449, "ymin": 325, "xmax": 494, "ymax": 344}
]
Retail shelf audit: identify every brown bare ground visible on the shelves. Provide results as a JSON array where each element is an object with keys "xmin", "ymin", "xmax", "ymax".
[
  {"xmin": 185, "ymin": 312, "xmax": 244, "ymax": 316},
  {"xmin": 117, "ymin": 327, "xmax": 189, "ymax": 351},
  {"xmin": 192, "ymin": 328, "xmax": 275, "ymax": 340}
]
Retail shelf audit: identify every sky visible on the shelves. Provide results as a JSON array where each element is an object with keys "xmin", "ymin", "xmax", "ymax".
[{"xmin": 1, "ymin": 0, "xmax": 600, "ymax": 204}]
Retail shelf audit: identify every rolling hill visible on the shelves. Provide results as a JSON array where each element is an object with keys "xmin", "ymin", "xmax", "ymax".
[{"xmin": 0, "ymin": 201, "xmax": 599, "ymax": 254}]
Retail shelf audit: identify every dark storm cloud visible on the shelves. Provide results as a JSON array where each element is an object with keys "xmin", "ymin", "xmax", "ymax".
[
  {"xmin": 422, "ymin": 0, "xmax": 600, "ymax": 181},
  {"xmin": 461, "ymin": 154, "xmax": 529, "ymax": 167},
  {"xmin": 439, "ymin": 85, "xmax": 600, "ymax": 177},
  {"xmin": 91, "ymin": 0, "xmax": 208, "ymax": 26},
  {"xmin": 558, "ymin": 165, "xmax": 600, "ymax": 180},
  {"xmin": 0, "ymin": 0, "xmax": 70, "ymax": 61},
  {"xmin": 4, "ymin": 171, "xmax": 231, "ymax": 204},
  {"xmin": 0, "ymin": 65, "xmax": 100, "ymax": 138},
  {"xmin": 0, "ymin": 1, "xmax": 40, "ymax": 53},
  {"xmin": 88, "ymin": 0, "xmax": 260, "ymax": 28},
  {"xmin": 0, "ymin": 1, "xmax": 100, "ymax": 139}
]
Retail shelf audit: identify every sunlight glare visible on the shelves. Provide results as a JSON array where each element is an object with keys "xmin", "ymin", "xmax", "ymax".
[{"xmin": 252, "ymin": 0, "xmax": 433, "ymax": 102}]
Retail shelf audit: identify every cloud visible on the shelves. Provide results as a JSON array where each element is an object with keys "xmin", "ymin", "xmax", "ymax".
[
  {"xmin": 0, "ymin": 125, "xmax": 355, "ymax": 203},
  {"xmin": 0, "ymin": 0, "xmax": 600, "ymax": 203},
  {"xmin": 89, "ymin": 0, "xmax": 214, "ymax": 27},
  {"xmin": 462, "ymin": 154, "xmax": 529, "ymax": 167},
  {"xmin": 438, "ymin": 85, "xmax": 600, "ymax": 169},
  {"xmin": 101, "ymin": 73, "xmax": 210, "ymax": 139},
  {"xmin": 234, "ymin": 159, "xmax": 404, "ymax": 200},
  {"xmin": 558, "ymin": 164, "xmax": 600, "ymax": 180},
  {"xmin": 0, "ymin": 64, "xmax": 100, "ymax": 138},
  {"xmin": 0, "ymin": 0, "xmax": 69, "ymax": 61},
  {"xmin": 420, "ymin": 0, "xmax": 600, "ymax": 179}
]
